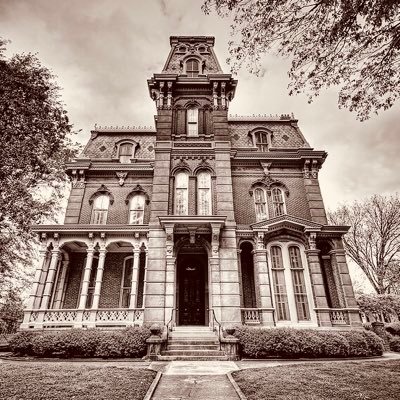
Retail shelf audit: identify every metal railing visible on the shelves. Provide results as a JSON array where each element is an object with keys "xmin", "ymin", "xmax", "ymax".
[{"xmin": 208, "ymin": 308, "xmax": 222, "ymax": 351}]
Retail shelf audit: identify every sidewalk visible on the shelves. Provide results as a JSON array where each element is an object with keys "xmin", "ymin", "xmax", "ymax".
[{"xmin": 146, "ymin": 352, "xmax": 400, "ymax": 400}]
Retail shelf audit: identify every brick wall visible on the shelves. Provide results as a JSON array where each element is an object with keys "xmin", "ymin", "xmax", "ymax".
[
  {"xmin": 78, "ymin": 178, "xmax": 153, "ymax": 224},
  {"xmin": 63, "ymin": 253, "xmax": 85, "ymax": 309},
  {"xmin": 232, "ymin": 174, "xmax": 312, "ymax": 225}
]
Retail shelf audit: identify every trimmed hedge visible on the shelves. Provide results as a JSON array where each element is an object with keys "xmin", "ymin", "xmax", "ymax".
[
  {"xmin": 385, "ymin": 322, "xmax": 400, "ymax": 336},
  {"xmin": 234, "ymin": 327, "xmax": 384, "ymax": 359},
  {"xmin": 9, "ymin": 326, "xmax": 151, "ymax": 358},
  {"xmin": 388, "ymin": 334, "xmax": 400, "ymax": 352}
]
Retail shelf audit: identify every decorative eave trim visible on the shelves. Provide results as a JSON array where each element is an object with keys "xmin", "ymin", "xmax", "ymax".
[
  {"xmin": 251, "ymin": 214, "xmax": 323, "ymax": 231},
  {"xmin": 32, "ymin": 224, "xmax": 149, "ymax": 235}
]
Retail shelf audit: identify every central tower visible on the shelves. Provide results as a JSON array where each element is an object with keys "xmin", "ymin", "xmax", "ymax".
[{"xmin": 145, "ymin": 36, "xmax": 241, "ymax": 326}]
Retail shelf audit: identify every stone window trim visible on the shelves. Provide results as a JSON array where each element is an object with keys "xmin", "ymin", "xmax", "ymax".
[
  {"xmin": 125, "ymin": 185, "xmax": 150, "ymax": 205},
  {"xmin": 115, "ymin": 139, "xmax": 139, "ymax": 163},
  {"xmin": 248, "ymin": 127, "xmax": 273, "ymax": 151},
  {"xmin": 267, "ymin": 241, "xmax": 317, "ymax": 326},
  {"xmin": 88, "ymin": 185, "xmax": 115, "ymax": 205}
]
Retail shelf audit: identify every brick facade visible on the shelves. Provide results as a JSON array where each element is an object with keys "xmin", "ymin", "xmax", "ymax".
[{"xmin": 22, "ymin": 36, "xmax": 361, "ymax": 331}]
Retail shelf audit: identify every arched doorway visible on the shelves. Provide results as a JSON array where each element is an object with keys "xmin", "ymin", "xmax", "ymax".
[{"xmin": 176, "ymin": 242, "xmax": 208, "ymax": 326}]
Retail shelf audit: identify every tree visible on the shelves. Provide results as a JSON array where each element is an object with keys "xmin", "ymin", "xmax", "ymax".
[
  {"xmin": 202, "ymin": 0, "xmax": 400, "ymax": 120},
  {"xmin": 329, "ymin": 194, "xmax": 400, "ymax": 294},
  {"xmin": 0, "ymin": 38, "xmax": 79, "ymax": 291},
  {"xmin": 0, "ymin": 288, "xmax": 24, "ymax": 335}
]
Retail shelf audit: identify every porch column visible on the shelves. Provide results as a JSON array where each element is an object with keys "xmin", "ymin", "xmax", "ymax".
[
  {"xmin": 40, "ymin": 248, "xmax": 61, "ymax": 310},
  {"xmin": 142, "ymin": 249, "xmax": 148, "ymax": 308},
  {"xmin": 51, "ymin": 259, "xmax": 69, "ymax": 309},
  {"xmin": 27, "ymin": 248, "xmax": 48, "ymax": 309},
  {"xmin": 164, "ymin": 225, "xmax": 175, "ymax": 324},
  {"xmin": 78, "ymin": 247, "xmax": 95, "ymax": 309},
  {"xmin": 305, "ymin": 233, "xmax": 331, "ymax": 327},
  {"xmin": 92, "ymin": 248, "xmax": 107, "ymax": 309},
  {"xmin": 253, "ymin": 232, "xmax": 274, "ymax": 326},
  {"xmin": 129, "ymin": 247, "xmax": 141, "ymax": 308}
]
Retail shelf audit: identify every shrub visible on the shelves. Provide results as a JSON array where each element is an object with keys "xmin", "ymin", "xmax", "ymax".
[
  {"xmin": 363, "ymin": 322, "xmax": 372, "ymax": 331},
  {"xmin": 388, "ymin": 334, "xmax": 400, "ymax": 352},
  {"xmin": 8, "ymin": 326, "xmax": 151, "ymax": 358},
  {"xmin": 234, "ymin": 327, "xmax": 384, "ymax": 359},
  {"xmin": 8, "ymin": 331, "xmax": 36, "ymax": 355},
  {"xmin": 385, "ymin": 322, "xmax": 400, "ymax": 336}
]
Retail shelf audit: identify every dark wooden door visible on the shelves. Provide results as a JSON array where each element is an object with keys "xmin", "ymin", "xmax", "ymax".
[{"xmin": 178, "ymin": 257, "xmax": 205, "ymax": 325}]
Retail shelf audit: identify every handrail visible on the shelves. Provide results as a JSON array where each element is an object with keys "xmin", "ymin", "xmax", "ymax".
[
  {"xmin": 207, "ymin": 308, "xmax": 222, "ymax": 351},
  {"xmin": 166, "ymin": 308, "xmax": 177, "ymax": 343}
]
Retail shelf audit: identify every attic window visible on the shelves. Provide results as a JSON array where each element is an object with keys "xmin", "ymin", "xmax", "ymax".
[
  {"xmin": 198, "ymin": 46, "xmax": 206, "ymax": 53},
  {"xmin": 249, "ymin": 129, "xmax": 273, "ymax": 152},
  {"xmin": 119, "ymin": 143, "xmax": 133, "ymax": 163},
  {"xmin": 186, "ymin": 59, "xmax": 199, "ymax": 77},
  {"xmin": 178, "ymin": 45, "xmax": 187, "ymax": 53}
]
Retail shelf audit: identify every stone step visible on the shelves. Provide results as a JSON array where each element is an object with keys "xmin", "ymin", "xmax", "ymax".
[
  {"xmin": 169, "ymin": 331, "xmax": 217, "ymax": 337},
  {"xmin": 167, "ymin": 344, "xmax": 220, "ymax": 350},
  {"xmin": 167, "ymin": 339, "xmax": 219, "ymax": 346},
  {"xmin": 157, "ymin": 355, "xmax": 229, "ymax": 361},
  {"xmin": 173, "ymin": 325, "xmax": 211, "ymax": 330},
  {"xmin": 163, "ymin": 349, "xmax": 225, "ymax": 357}
]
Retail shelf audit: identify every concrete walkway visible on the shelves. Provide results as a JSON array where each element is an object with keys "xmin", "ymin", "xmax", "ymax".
[{"xmin": 147, "ymin": 352, "xmax": 400, "ymax": 400}]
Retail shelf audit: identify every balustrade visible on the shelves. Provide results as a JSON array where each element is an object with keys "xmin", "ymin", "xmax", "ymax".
[{"xmin": 241, "ymin": 308, "xmax": 262, "ymax": 325}]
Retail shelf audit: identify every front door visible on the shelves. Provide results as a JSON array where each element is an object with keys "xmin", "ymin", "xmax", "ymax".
[{"xmin": 177, "ymin": 254, "xmax": 206, "ymax": 325}]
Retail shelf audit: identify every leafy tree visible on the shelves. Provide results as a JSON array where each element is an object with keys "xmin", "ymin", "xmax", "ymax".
[
  {"xmin": 202, "ymin": 0, "xmax": 400, "ymax": 120},
  {"xmin": 0, "ymin": 288, "xmax": 24, "ymax": 335},
  {"xmin": 329, "ymin": 194, "xmax": 400, "ymax": 294},
  {"xmin": 0, "ymin": 38, "xmax": 79, "ymax": 291}
]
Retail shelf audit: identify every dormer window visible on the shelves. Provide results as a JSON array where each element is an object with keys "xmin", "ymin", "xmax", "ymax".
[
  {"xmin": 249, "ymin": 129, "xmax": 273, "ymax": 152},
  {"xmin": 119, "ymin": 143, "xmax": 133, "ymax": 163},
  {"xmin": 187, "ymin": 108, "xmax": 198, "ymax": 136},
  {"xmin": 186, "ymin": 59, "xmax": 199, "ymax": 77}
]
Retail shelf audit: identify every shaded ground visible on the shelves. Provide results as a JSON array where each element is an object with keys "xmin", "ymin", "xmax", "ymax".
[
  {"xmin": 232, "ymin": 360, "xmax": 400, "ymax": 400},
  {"xmin": 0, "ymin": 363, "xmax": 156, "ymax": 400}
]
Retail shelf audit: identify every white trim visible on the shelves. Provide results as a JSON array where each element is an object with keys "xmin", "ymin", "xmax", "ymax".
[{"xmin": 267, "ymin": 241, "xmax": 317, "ymax": 327}]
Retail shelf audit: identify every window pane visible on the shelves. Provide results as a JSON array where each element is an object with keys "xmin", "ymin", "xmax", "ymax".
[
  {"xmin": 186, "ymin": 59, "xmax": 199, "ymax": 77},
  {"xmin": 271, "ymin": 246, "xmax": 283, "ymax": 269},
  {"xmin": 130, "ymin": 209, "xmax": 144, "ymax": 224},
  {"xmin": 120, "ymin": 143, "xmax": 133, "ymax": 155},
  {"xmin": 175, "ymin": 172, "xmax": 189, "ymax": 215},
  {"xmin": 129, "ymin": 195, "xmax": 145, "ymax": 224},
  {"xmin": 121, "ymin": 288, "xmax": 130, "ymax": 308},
  {"xmin": 272, "ymin": 270, "xmax": 290, "ymax": 321},
  {"xmin": 272, "ymin": 188, "xmax": 285, "ymax": 216},
  {"xmin": 289, "ymin": 246, "xmax": 303, "ymax": 269},
  {"xmin": 92, "ymin": 210, "xmax": 107, "ymax": 224},
  {"xmin": 254, "ymin": 188, "xmax": 267, "ymax": 220},
  {"xmin": 94, "ymin": 195, "xmax": 110, "ymax": 209},
  {"xmin": 187, "ymin": 108, "xmax": 198, "ymax": 136}
]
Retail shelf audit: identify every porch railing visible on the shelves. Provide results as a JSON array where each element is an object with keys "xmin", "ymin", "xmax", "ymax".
[
  {"xmin": 329, "ymin": 308, "xmax": 350, "ymax": 326},
  {"xmin": 241, "ymin": 308, "xmax": 262, "ymax": 325},
  {"xmin": 24, "ymin": 308, "xmax": 144, "ymax": 328}
]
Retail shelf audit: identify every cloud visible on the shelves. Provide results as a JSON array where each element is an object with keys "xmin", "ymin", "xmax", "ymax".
[{"xmin": 0, "ymin": 0, "xmax": 398, "ymax": 209}]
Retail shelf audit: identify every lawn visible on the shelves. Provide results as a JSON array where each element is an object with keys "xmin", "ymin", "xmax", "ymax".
[
  {"xmin": 232, "ymin": 360, "xmax": 400, "ymax": 400},
  {"xmin": 0, "ymin": 363, "xmax": 156, "ymax": 400}
]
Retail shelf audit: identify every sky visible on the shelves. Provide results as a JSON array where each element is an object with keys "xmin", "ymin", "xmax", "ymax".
[{"xmin": 1, "ymin": 0, "xmax": 399, "ymax": 212}]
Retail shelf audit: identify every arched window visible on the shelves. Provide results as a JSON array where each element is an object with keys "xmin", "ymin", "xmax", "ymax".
[
  {"xmin": 186, "ymin": 59, "xmax": 199, "ymax": 77},
  {"xmin": 187, "ymin": 108, "xmax": 199, "ymax": 136},
  {"xmin": 129, "ymin": 194, "xmax": 145, "ymax": 224},
  {"xmin": 120, "ymin": 257, "xmax": 133, "ymax": 308},
  {"xmin": 289, "ymin": 246, "xmax": 310, "ymax": 321},
  {"xmin": 91, "ymin": 195, "xmax": 110, "ymax": 224},
  {"xmin": 197, "ymin": 171, "xmax": 212, "ymax": 215},
  {"xmin": 272, "ymin": 187, "xmax": 286, "ymax": 216},
  {"xmin": 119, "ymin": 143, "xmax": 134, "ymax": 163},
  {"xmin": 270, "ymin": 246, "xmax": 290, "ymax": 321},
  {"xmin": 175, "ymin": 171, "xmax": 189, "ymax": 215},
  {"xmin": 254, "ymin": 188, "xmax": 268, "ymax": 221}
]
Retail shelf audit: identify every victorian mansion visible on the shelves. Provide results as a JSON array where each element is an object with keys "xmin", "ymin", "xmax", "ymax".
[{"xmin": 21, "ymin": 36, "xmax": 361, "ymax": 331}]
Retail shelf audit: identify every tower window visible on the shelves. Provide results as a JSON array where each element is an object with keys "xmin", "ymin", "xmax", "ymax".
[
  {"xmin": 186, "ymin": 59, "xmax": 199, "ymax": 77},
  {"xmin": 174, "ymin": 171, "xmax": 189, "ymax": 215},
  {"xmin": 272, "ymin": 187, "xmax": 286, "ymax": 217},
  {"xmin": 254, "ymin": 187, "xmax": 268, "ymax": 221},
  {"xmin": 197, "ymin": 171, "xmax": 212, "ymax": 215},
  {"xmin": 187, "ymin": 108, "xmax": 199, "ymax": 136}
]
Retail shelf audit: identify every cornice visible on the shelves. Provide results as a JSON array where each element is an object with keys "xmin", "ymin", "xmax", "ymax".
[{"xmin": 32, "ymin": 224, "xmax": 149, "ymax": 235}]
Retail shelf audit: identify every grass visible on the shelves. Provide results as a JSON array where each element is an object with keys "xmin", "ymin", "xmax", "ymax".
[
  {"xmin": 232, "ymin": 360, "xmax": 400, "ymax": 400},
  {"xmin": 0, "ymin": 363, "xmax": 156, "ymax": 400}
]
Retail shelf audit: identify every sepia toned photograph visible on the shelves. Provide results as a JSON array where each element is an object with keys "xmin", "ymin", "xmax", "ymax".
[{"xmin": 0, "ymin": 1, "xmax": 399, "ymax": 399}]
